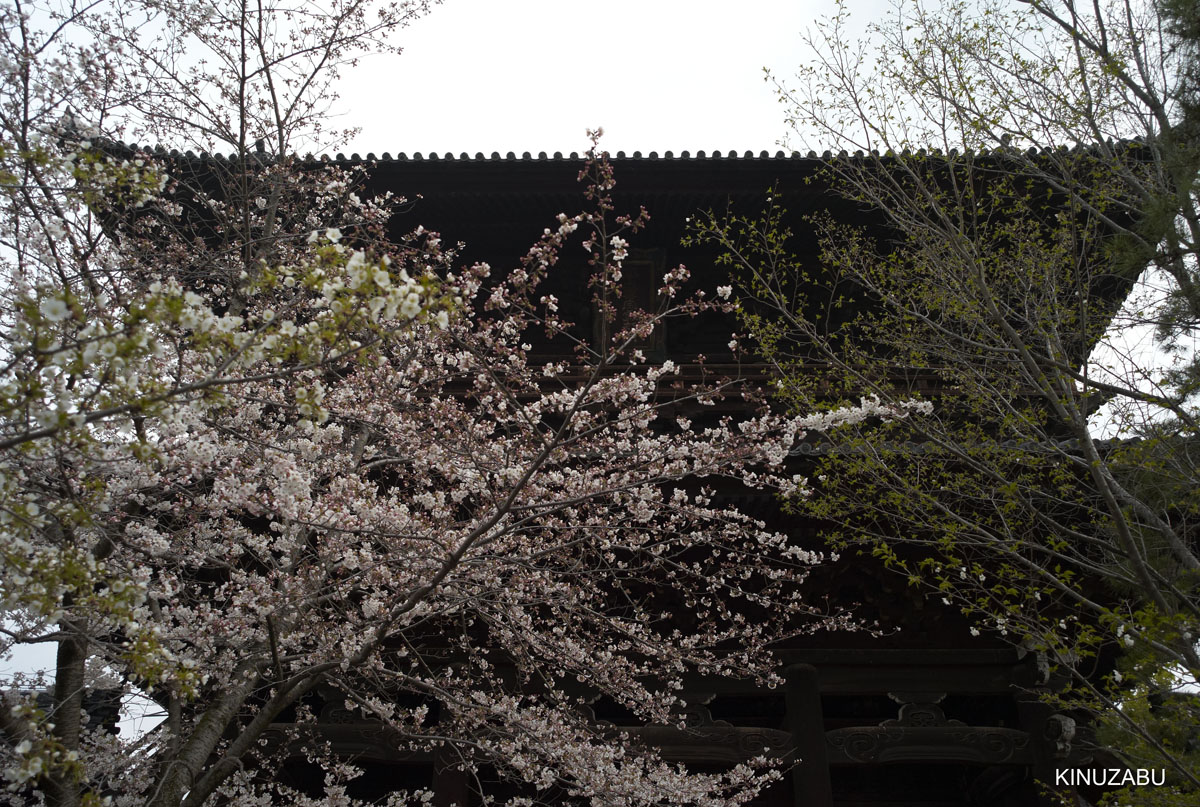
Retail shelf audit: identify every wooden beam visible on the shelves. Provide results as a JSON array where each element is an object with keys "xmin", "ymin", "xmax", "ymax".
[{"xmin": 784, "ymin": 664, "xmax": 834, "ymax": 807}]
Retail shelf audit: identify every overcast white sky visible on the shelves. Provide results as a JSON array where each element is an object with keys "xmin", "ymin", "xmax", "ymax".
[{"xmin": 336, "ymin": 0, "xmax": 888, "ymax": 158}]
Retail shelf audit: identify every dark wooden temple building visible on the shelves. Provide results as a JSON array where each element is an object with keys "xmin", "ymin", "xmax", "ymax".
[
  {"xmin": 106, "ymin": 142, "xmax": 1125, "ymax": 807},
  {"xmin": 235, "ymin": 149, "xmax": 1110, "ymax": 807}
]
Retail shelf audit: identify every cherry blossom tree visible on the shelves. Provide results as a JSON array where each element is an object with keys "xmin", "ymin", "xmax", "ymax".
[
  {"xmin": 0, "ymin": 0, "xmax": 897, "ymax": 804},
  {"xmin": 0, "ymin": 138, "xmax": 899, "ymax": 806}
]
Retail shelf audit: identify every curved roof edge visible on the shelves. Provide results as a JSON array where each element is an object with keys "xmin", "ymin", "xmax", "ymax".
[{"xmin": 102, "ymin": 140, "xmax": 1145, "ymax": 166}]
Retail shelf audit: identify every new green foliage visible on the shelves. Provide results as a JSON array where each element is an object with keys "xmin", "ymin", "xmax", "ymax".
[{"xmin": 697, "ymin": 0, "xmax": 1200, "ymax": 800}]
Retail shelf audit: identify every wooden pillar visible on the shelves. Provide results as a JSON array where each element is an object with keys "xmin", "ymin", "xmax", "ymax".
[
  {"xmin": 1015, "ymin": 695, "xmax": 1079, "ymax": 807},
  {"xmin": 784, "ymin": 663, "xmax": 834, "ymax": 807}
]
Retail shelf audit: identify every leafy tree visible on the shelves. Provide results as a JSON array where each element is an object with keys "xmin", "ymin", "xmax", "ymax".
[
  {"xmin": 692, "ymin": 0, "xmax": 1200, "ymax": 801},
  {"xmin": 0, "ymin": 1, "xmax": 886, "ymax": 805}
]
